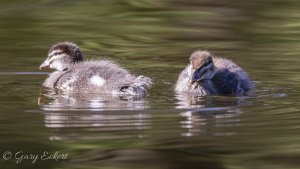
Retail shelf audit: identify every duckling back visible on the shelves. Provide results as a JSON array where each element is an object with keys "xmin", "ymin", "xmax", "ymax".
[
  {"xmin": 212, "ymin": 57, "xmax": 253, "ymax": 94},
  {"xmin": 43, "ymin": 60, "xmax": 152, "ymax": 96}
]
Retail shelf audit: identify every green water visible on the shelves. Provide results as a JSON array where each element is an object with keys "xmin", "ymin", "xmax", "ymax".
[{"xmin": 0, "ymin": 0, "xmax": 300, "ymax": 169}]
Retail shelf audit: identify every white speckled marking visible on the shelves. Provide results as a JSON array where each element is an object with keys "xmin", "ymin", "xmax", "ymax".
[{"xmin": 90, "ymin": 75, "xmax": 106, "ymax": 87}]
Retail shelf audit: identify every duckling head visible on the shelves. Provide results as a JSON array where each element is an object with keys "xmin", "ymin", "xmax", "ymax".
[
  {"xmin": 189, "ymin": 50, "xmax": 215, "ymax": 84},
  {"xmin": 39, "ymin": 42, "xmax": 83, "ymax": 71}
]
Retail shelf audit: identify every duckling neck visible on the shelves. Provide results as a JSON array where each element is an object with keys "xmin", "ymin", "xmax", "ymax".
[
  {"xmin": 197, "ymin": 67, "xmax": 218, "ymax": 94},
  {"xmin": 199, "ymin": 66, "xmax": 216, "ymax": 81},
  {"xmin": 53, "ymin": 69, "xmax": 71, "ymax": 89}
]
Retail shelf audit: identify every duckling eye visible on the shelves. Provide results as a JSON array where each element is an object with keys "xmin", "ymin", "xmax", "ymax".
[
  {"xmin": 203, "ymin": 62, "xmax": 209, "ymax": 67},
  {"xmin": 53, "ymin": 52, "xmax": 63, "ymax": 56},
  {"xmin": 203, "ymin": 60, "xmax": 212, "ymax": 67}
]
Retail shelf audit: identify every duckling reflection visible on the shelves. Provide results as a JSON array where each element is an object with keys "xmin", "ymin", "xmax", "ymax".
[
  {"xmin": 38, "ymin": 90, "xmax": 151, "ymax": 141},
  {"xmin": 175, "ymin": 92, "xmax": 249, "ymax": 109},
  {"xmin": 180, "ymin": 108, "xmax": 242, "ymax": 137},
  {"xmin": 38, "ymin": 89, "xmax": 149, "ymax": 111},
  {"xmin": 176, "ymin": 93, "xmax": 248, "ymax": 137},
  {"xmin": 175, "ymin": 50, "xmax": 253, "ymax": 95},
  {"xmin": 43, "ymin": 110, "xmax": 151, "ymax": 141},
  {"xmin": 39, "ymin": 42, "xmax": 152, "ymax": 96}
]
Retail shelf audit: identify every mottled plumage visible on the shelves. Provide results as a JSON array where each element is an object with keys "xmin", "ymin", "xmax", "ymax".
[
  {"xmin": 175, "ymin": 50, "xmax": 253, "ymax": 95},
  {"xmin": 40, "ymin": 42, "xmax": 152, "ymax": 96}
]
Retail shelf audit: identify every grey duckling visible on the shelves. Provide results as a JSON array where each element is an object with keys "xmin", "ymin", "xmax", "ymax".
[
  {"xmin": 39, "ymin": 42, "xmax": 152, "ymax": 95},
  {"xmin": 175, "ymin": 50, "xmax": 253, "ymax": 95}
]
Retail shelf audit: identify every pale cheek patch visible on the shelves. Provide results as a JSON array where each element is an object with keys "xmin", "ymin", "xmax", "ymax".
[
  {"xmin": 90, "ymin": 75, "xmax": 106, "ymax": 87},
  {"xmin": 50, "ymin": 60, "xmax": 65, "ymax": 71}
]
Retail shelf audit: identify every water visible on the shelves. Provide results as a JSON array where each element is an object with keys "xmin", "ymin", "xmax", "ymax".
[{"xmin": 1, "ymin": 0, "xmax": 300, "ymax": 169}]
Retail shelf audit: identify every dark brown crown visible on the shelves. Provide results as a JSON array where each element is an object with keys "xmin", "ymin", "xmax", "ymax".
[
  {"xmin": 49, "ymin": 42, "xmax": 83, "ymax": 63},
  {"xmin": 189, "ymin": 50, "xmax": 213, "ymax": 69}
]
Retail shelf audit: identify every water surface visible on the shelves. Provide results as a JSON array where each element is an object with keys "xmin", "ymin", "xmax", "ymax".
[{"xmin": 0, "ymin": 1, "xmax": 300, "ymax": 169}]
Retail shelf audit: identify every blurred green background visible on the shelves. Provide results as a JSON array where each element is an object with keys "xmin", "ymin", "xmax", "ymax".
[{"xmin": 0, "ymin": 0, "xmax": 300, "ymax": 169}]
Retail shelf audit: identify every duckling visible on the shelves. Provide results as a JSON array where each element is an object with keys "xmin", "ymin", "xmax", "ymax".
[
  {"xmin": 39, "ymin": 42, "xmax": 152, "ymax": 96},
  {"xmin": 175, "ymin": 50, "xmax": 253, "ymax": 95}
]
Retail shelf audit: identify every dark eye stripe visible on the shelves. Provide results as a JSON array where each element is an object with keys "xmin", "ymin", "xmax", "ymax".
[
  {"xmin": 49, "ymin": 51, "xmax": 64, "ymax": 58},
  {"xmin": 198, "ymin": 60, "xmax": 212, "ymax": 70}
]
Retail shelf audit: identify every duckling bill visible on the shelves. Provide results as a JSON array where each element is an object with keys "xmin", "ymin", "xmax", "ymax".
[
  {"xmin": 39, "ymin": 42, "xmax": 152, "ymax": 96},
  {"xmin": 175, "ymin": 50, "xmax": 253, "ymax": 95}
]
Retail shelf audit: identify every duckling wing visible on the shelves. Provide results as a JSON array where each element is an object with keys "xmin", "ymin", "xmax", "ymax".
[
  {"xmin": 212, "ymin": 68, "xmax": 240, "ymax": 94},
  {"xmin": 71, "ymin": 61, "xmax": 137, "ymax": 91}
]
